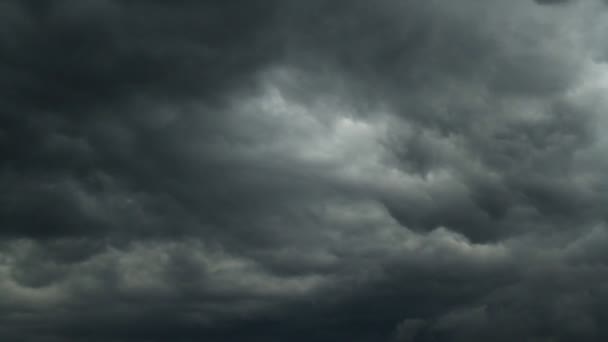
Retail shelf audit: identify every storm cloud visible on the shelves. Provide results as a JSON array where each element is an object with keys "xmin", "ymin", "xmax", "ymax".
[{"xmin": 3, "ymin": 0, "xmax": 608, "ymax": 341}]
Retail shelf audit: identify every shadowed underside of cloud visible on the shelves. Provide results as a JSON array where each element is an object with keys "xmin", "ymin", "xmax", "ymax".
[{"xmin": 3, "ymin": 0, "xmax": 608, "ymax": 341}]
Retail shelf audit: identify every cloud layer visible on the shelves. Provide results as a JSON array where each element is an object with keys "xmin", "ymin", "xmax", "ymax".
[{"xmin": 3, "ymin": 0, "xmax": 608, "ymax": 341}]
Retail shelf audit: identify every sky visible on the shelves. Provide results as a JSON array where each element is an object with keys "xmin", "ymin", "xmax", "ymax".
[{"xmin": 2, "ymin": 0, "xmax": 608, "ymax": 341}]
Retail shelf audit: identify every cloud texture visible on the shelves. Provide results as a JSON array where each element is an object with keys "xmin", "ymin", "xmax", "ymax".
[{"xmin": 3, "ymin": 0, "xmax": 608, "ymax": 341}]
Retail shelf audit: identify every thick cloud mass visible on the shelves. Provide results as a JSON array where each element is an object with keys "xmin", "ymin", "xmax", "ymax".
[{"xmin": 3, "ymin": 0, "xmax": 608, "ymax": 341}]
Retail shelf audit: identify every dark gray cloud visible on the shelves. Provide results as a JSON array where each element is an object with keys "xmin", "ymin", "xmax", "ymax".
[
  {"xmin": 534, "ymin": 0, "xmax": 572, "ymax": 5},
  {"xmin": 2, "ymin": 0, "xmax": 608, "ymax": 341}
]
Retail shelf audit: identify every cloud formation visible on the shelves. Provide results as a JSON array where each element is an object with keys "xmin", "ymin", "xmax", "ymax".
[{"xmin": 3, "ymin": 0, "xmax": 608, "ymax": 341}]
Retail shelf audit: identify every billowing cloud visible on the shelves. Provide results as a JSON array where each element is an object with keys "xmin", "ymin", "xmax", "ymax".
[{"xmin": 3, "ymin": 0, "xmax": 608, "ymax": 341}]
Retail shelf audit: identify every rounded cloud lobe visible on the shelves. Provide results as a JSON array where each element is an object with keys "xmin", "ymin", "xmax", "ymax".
[{"xmin": 3, "ymin": 0, "xmax": 608, "ymax": 341}]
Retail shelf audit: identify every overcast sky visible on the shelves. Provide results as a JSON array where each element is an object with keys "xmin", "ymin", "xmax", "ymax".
[{"xmin": 3, "ymin": 0, "xmax": 608, "ymax": 341}]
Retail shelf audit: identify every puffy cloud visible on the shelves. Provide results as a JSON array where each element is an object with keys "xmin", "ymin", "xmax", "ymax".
[{"xmin": 3, "ymin": 0, "xmax": 608, "ymax": 341}]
